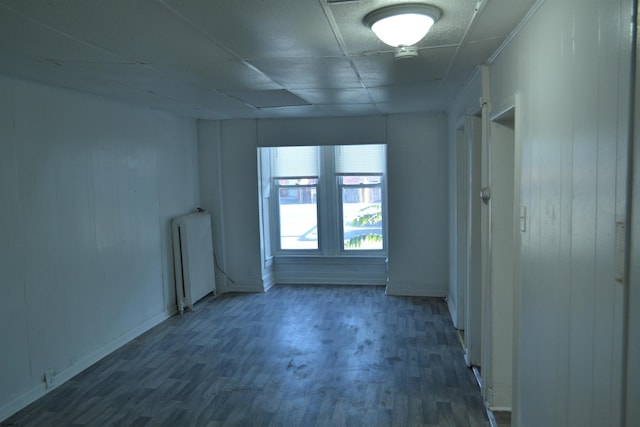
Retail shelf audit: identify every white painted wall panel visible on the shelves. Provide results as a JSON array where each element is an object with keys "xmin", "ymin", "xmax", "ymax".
[
  {"xmin": 257, "ymin": 116, "xmax": 386, "ymax": 147},
  {"xmin": 156, "ymin": 119, "xmax": 200, "ymax": 311},
  {"xmin": 628, "ymin": 21, "xmax": 640, "ymax": 424},
  {"xmin": 0, "ymin": 81, "xmax": 32, "ymax": 410},
  {"xmin": 198, "ymin": 120, "xmax": 264, "ymax": 292},
  {"xmin": 386, "ymin": 114, "xmax": 449, "ymax": 296},
  {"xmin": 0, "ymin": 76, "xmax": 198, "ymax": 420},
  {"xmin": 220, "ymin": 120, "xmax": 264, "ymax": 291},
  {"xmin": 447, "ymin": 74, "xmax": 482, "ymax": 331},
  {"xmin": 479, "ymin": 0, "xmax": 632, "ymax": 425},
  {"xmin": 448, "ymin": 127, "xmax": 466, "ymax": 328},
  {"xmin": 197, "ymin": 120, "xmax": 227, "ymax": 291},
  {"xmin": 198, "ymin": 114, "xmax": 449, "ymax": 295}
]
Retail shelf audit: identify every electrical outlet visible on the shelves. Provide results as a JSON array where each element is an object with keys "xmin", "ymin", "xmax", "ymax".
[{"xmin": 44, "ymin": 370, "xmax": 54, "ymax": 389}]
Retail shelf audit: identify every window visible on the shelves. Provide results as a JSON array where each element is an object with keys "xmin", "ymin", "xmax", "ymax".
[
  {"xmin": 340, "ymin": 175, "xmax": 383, "ymax": 250},
  {"xmin": 276, "ymin": 178, "xmax": 318, "ymax": 250},
  {"xmin": 267, "ymin": 144, "xmax": 386, "ymax": 255},
  {"xmin": 271, "ymin": 146, "xmax": 320, "ymax": 250},
  {"xmin": 335, "ymin": 144, "xmax": 385, "ymax": 251}
]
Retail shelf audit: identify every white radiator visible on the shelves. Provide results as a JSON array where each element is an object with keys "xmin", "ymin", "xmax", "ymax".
[{"xmin": 171, "ymin": 210, "xmax": 216, "ymax": 313}]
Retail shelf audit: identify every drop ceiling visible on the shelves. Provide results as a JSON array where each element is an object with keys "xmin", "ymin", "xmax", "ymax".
[{"xmin": 0, "ymin": 0, "xmax": 537, "ymax": 119}]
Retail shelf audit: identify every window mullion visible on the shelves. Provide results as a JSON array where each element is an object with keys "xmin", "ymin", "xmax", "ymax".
[{"xmin": 318, "ymin": 146, "xmax": 339, "ymax": 255}]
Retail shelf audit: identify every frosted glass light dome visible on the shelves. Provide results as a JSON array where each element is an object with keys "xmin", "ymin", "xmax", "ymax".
[{"xmin": 365, "ymin": 4, "xmax": 441, "ymax": 47}]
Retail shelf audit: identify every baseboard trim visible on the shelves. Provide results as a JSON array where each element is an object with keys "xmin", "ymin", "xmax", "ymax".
[
  {"xmin": 262, "ymin": 271, "xmax": 276, "ymax": 292},
  {"xmin": 486, "ymin": 409, "xmax": 512, "ymax": 427},
  {"xmin": 226, "ymin": 282, "xmax": 265, "ymax": 293},
  {"xmin": 385, "ymin": 283, "xmax": 447, "ymax": 297},
  {"xmin": 446, "ymin": 296, "xmax": 462, "ymax": 328},
  {"xmin": 0, "ymin": 308, "xmax": 176, "ymax": 422}
]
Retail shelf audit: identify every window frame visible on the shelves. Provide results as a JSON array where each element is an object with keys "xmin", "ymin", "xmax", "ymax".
[
  {"xmin": 269, "ymin": 145, "xmax": 387, "ymax": 258},
  {"xmin": 338, "ymin": 174, "xmax": 386, "ymax": 254},
  {"xmin": 273, "ymin": 176, "xmax": 320, "ymax": 254}
]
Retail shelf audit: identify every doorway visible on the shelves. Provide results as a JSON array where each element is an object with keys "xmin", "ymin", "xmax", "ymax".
[{"xmin": 481, "ymin": 104, "xmax": 519, "ymax": 413}]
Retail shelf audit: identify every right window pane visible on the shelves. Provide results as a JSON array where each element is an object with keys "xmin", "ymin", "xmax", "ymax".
[{"xmin": 341, "ymin": 175, "xmax": 383, "ymax": 250}]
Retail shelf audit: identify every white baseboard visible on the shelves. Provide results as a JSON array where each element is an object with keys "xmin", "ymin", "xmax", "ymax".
[
  {"xmin": 0, "ymin": 308, "xmax": 176, "ymax": 423},
  {"xmin": 385, "ymin": 281, "xmax": 447, "ymax": 297},
  {"xmin": 262, "ymin": 270, "xmax": 276, "ymax": 292},
  {"xmin": 226, "ymin": 281, "xmax": 265, "ymax": 293},
  {"xmin": 446, "ymin": 296, "xmax": 459, "ymax": 327}
]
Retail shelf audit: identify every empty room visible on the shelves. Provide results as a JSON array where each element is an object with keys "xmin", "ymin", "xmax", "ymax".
[{"xmin": 1, "ymin": 1, "xmax": 638, "ymax": 426}]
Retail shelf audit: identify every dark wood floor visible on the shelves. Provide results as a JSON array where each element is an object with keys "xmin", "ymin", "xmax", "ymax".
[{"xmin": 3, "ymin": 285, "xmax": 489, "ymax": 427}]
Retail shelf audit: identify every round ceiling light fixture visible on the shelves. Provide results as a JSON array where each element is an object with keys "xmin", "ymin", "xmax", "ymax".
[{"xmin": 364, "ymin": 3, "xmax": 441, "ymax": 59}]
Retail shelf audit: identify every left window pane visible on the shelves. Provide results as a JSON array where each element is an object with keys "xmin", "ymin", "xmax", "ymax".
[{"xmin": 278, "ymin": 179, "xmax": 318, "ymax": 250}]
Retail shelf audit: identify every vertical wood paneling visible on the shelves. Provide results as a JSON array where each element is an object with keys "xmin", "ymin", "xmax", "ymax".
[
  {"xmin": 0, "ymin": 76, "xmax": 199, "ymax": 420},
  {"xmin": 447, "ymin": 75, "xmax": 482, "ymax": 332},
  {"xmin": 196, "ymin": 120, "xmax": 227, "ymax": 291},
  {"xmin": 458, "ymin": 0, "xmax": 633, "ymax": 425},
  {"xmin": 592, "ymin": 5, "xmax": 623, "ymax": 425},
  {"xmin": 567, "ymin": 5, "xmax": 599, "ymax": 425},
  {"xmin": 453, "ymin": 127, "xmax": 468, "ymax": 329},
  {"xmin": 0, "ymin": 81, "xmax": 32, "ymax": 407},
  {"xmin": 154, "ymin": 119, "xmax": 199, "ymax": 313},
  {"xmin": 627, "ymin": 10, "xmax": 640, "ymax": 422}
]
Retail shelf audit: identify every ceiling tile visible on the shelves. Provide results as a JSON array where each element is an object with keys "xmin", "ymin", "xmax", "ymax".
[
  {"xmin": 0, "ymin": 5, "xmax": 125, "ymax": 64},
  {"xmin": 351, "ymin": 46, "xmax": 455, "ymax": 87},
  {"xmin": 161, "ymin": 60, "xmax": 282, "ymax": 91},
  {"xmin": 0, "ymin": 0, "xmax": 235, "ymax": 63},
  {"xmin": 0, "ymin": 0, "xmax": 539, "ymax": 119},
  {"xmin": 291, "ymin": 88, "xmax": 373, "ymax": 105},
  {"xmin": 368, "ymin": 82, "xmax": 442, "ymax": 105},
  {"xmin": 248, "ymin": 57, "xmax": 361, "ymax": 90},
  {"xmin": 163, "ymin": 0, "xmax": 343, "ymax": 59},
  {"xmin": 227, "ymin": 90, "xmax": 310, "ymax": 108}
]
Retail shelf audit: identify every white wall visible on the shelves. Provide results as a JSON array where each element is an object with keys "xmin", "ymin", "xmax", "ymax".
[
  {"xmin": 448, "ymin": 0, "xmax": 633, "ymax": 425},
  {"xmin": 386, "ymin": 114, "xmax": 449, "ymax": 296},
  {"xmin": 0, "ymin": 76, "xmax": 199, "ymax": 420},
  {"xmin": 198, "ymin": 120, "xmax": 266, "ymax": 292},
  {"xmin": 626, "ymin": 17, "xmax": 640, "ymax": 425},
  {"xmin": 198, "ymin": 114, "xmax": 450, "ymax": 295},
  {"xmin": 447, "ymin": 73, "xmax": 482, "ymax": 326}
]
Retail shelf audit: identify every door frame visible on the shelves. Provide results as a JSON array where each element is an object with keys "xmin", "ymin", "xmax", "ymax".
[
  {"xmin": 464, "ymin": 114, "xmax": 483, "ymax": 368},
  {"xmin": 481, "ymin": 95, "xmax": 521, "ymax": 411}
]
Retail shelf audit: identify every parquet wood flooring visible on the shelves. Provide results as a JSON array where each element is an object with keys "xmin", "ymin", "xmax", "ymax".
[{"xmin": 3, "ymin": 285, "xmax": 489, "ymax": 427}]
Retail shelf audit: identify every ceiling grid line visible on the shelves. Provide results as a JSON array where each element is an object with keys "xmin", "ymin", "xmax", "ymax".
[
  {"xmin": 0, "ymin": 0, "xmax": 539, "ymax": 118},
  {"xmin": 318, "ymin": 0, "xmax": 379, "ymax": 109}
]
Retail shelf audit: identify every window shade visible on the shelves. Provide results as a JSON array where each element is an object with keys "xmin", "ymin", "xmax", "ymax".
[
  {"xmin": 335, "ymin": 144, "xmax": 386, "ymax": 174},
  {"xmin": 272, "ymin": 146, "xmax": 319, "ymax": 177}
]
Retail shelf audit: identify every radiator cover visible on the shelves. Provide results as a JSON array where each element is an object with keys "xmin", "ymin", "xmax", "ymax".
[{"xmin": 171, "ymin": 211, "xmax": 216, "ymax": 313}]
